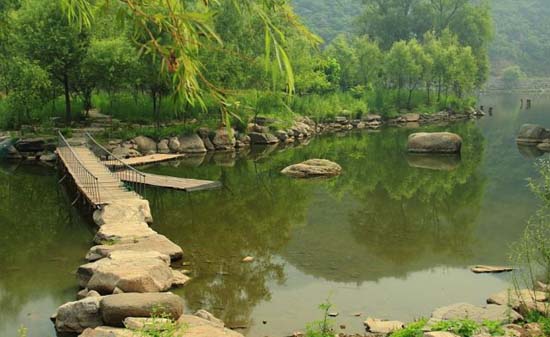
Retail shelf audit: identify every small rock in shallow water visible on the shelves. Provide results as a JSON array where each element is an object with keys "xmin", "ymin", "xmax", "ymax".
[
  {"xmin": 328, "ymin": 312, "xmax": 339, "ymax": 317},
  {"xmin": 364, "ymin": 318, "xmax": 404, "ymax": 333},
  {"xmin": 281, "ymin": 159, "xmax": 342, "ymax": 178},
  {"xmin": 242, "ymin": 256, "xmax": 254, "ymax": 263}
]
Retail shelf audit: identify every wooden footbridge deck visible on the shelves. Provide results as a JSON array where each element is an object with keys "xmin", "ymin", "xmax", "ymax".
[{"xmin": 57, "ymin": 132, "xmax": 220, "ymax": 207}]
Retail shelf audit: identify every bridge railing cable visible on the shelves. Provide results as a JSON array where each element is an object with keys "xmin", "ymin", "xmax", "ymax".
[
  {"xmin": 84, "ymin": 132, "xmax": 146, "ymax": 196},
  {"xmin": 57, "ymin": 131, "xmax": 101, "ymax": 204}
]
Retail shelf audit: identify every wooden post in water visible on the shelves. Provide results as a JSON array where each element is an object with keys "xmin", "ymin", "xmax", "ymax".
[
  {"xmin": 527, "ymin": 99, "xmax": 532, "ymax": 109},
  {"xmin": 489, "ymin": 107, "xmax": 493, "ymax": 116},
  {"xmin": 520, "ymin": 99, "xmax": 524, "ymax": 109},
  {"xmin": 480, "ymin": 105, "xmax": 484, "ymax": 111}
]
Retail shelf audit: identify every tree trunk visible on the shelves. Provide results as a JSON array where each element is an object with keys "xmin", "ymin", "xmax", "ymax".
[
  {"xmin": 437, "ymin": 77, "xmax": 441, "ymax": 102},
  {"xmin": 63, "ymin": 72, "xmax": 71, "ymax": 123}
]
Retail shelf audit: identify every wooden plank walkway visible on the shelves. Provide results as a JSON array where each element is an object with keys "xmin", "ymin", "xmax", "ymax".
[
  {"xmin": 119, "ymin": 154, "xmax": 186, "ymax": 167},
  {"xmin": 120, "ymin": 171, "xmax": 222, "ymax": 192},
  {"xmin": 57, "ymin": 146, "xmax": 142, "ymax": 206},
  {"xmin": 58, "ymin": 135, "xmax": 221, "ymax": 206}
]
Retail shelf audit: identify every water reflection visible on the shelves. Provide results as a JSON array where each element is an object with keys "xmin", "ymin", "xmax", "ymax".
[
  {"xmin": 0, "ymin": 165, "xmax": 92, "ymax": 337},
  {"xmin": 2, "ymin": 94, "xmax": 550, "ymax": 337}
]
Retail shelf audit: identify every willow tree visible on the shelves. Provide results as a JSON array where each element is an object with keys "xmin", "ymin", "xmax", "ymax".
[{"xmin": 60, "ymin": 0, "xmax": 320, "ymax": 125}]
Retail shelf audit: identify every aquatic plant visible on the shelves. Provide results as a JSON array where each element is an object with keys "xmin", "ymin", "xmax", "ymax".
[{"xmin": 305, "ymin": 299, "xmax": 334, "ymax": 337}]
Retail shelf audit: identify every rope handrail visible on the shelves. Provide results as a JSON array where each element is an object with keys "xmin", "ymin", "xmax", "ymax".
[
  {"xmin": 57, "ymin": 131, "xmax": 101, "ymax": 204},
  {"xmin": 84, "ymin": 132, "xmax": 146, "ymax": 196},
  {"xmin": 84, "ymin": 132, "xmax": 146, "ymax": 178},
  {"xmin": 58, "ymin": 131, "xmax": 99, "ymax": 179}
]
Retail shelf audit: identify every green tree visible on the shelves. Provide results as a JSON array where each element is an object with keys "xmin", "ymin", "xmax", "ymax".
[
  {"xmin": 3, "ymin": 58, "xmax": 52, "ymax": 127},
  {"xmin": 385, "ymin": 40, "xmax": 415, "ymax": 107},
  {"xmin": 501, "ymin": 65, "xmax": 525, "ymax": 89},
  {"xmin": 15, "ymin": 0, "xmax": 89, "ymax": 123},
  {"xmin": 324, "ymin": 34, "xmax": 358, "ymax": 90},
  {"xmin": 76, "ymin": 37, "xmax": 140, "ymax": 114}
]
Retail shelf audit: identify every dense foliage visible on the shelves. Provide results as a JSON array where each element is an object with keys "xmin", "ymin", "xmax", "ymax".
[
  {"xmin": 0, "ymin": 0, "xmax": 493, "ymax": 130},
  {"xmin": 293, "ymin": 0, "xmax": 550, "ymax": 77}
]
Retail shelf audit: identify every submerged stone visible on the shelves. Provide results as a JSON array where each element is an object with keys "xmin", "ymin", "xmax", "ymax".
[{"xmin": 281, "ymin": 159, "xmax": 342, "ymax": 178}]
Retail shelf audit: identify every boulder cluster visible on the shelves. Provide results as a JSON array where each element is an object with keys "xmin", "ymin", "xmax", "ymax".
[
  {"xmin": 516, "ymin": 124, "xmax": 550, "ymax": 152},
  {"xmin": 51, "ymin": 197, "xmax": 243, "ymax": 337}
]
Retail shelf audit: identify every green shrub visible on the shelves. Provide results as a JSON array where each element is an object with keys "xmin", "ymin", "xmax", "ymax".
[
  {"xmin": 431, "ymin": 319, "xmax": 480, "ymax": 337},
  {"xmin": 390, "ymin": 319, "xmax": 428, "ymax": 337}
]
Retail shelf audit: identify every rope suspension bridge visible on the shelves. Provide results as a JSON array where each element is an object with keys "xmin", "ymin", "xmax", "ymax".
[{"xmin": 57, "ymin": 131, "xmax": 220, "ymax": 208}]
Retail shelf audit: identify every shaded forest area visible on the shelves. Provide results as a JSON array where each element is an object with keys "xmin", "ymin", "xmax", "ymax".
[{"xmin": 292, "ymin": 0, "xmax": 550, "ymax": 77}]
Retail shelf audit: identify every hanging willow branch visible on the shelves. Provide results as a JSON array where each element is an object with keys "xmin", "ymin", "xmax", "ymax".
[{"xmin": 59, "ymin": 0, "xmax": 320, "ymax": 118}]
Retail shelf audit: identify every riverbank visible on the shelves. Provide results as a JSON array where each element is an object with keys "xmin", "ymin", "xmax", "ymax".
[{"xmin": 0, "ymin": 107, "xmax": 484, "ymax": 164}]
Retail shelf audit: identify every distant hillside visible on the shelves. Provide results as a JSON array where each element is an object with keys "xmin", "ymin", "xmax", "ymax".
[
  {"xmin": 490, "ymin": 0, "xmax": 550, "ymax": 76},
  {"xmin": 291, "ymin": 0, "xmax": 362, "ymax": 43},
  {"xmin": 292, "ymin": 0, "xmax": 550, "ymax": 76}
]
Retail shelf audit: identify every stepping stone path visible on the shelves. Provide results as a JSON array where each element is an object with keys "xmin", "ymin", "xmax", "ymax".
[{"xmin": 51, "ymin": 198, "xmax": 243, "ymax": 337}]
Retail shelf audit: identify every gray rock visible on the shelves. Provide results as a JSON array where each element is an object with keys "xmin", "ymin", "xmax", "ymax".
[
  {"xmin": 408, "ymin": 132, "xmax": 462, "ymax": 154},
  {"xmin": 248, "ymin": 132, "xmax": 279, "ymax": 145},
  {"xmin": 178, "ymin": 134, "xmax": 207, "ymax": 153},
  {"xmin": 168, "ymin": 137, "xmax": 181, "ymax": 153},
  {"xmin": 275, "ymin": 130, "xmax": 289, "ymax": 142},
  {"xmin": 429, "ymin": 303, "xmax": 522, "ymax": 325},
  {"xmin": 211, "ymin": 128, "xmax": 236, "ymax": 151},
  {"xmin": 54, "ymin": 297, "xmax": 103, "ymax": 333},
  {"xmin": 517, "ymin": 124, "xmax": 550, "ymax": 144},
  {"xmin": 402, "ymin": 113, "xmax": 420, "ymax": 122},
  {"xmin": 133, "ymin": 136, "xmax": 157, "ymax": 155},
  {"xmin": 194, "ymin": 309, "xmax": 224, "ymax": 328},
  {"xmin": 15, "ymin": 138, "xmax": 46, "ymax": 152},
  {"xmin": 281, "ymin": 159, "xmax": 342, "ymax": 178},
  {"xmin": 77, "ymin": 250, "xmax": 174, "ymax": 294},
  {"xmin": 123, "ymin": 317, "xmax": 172, "ymax": 331},
  {"xmin": 86, "ymin": 234, "xmax": 183, "ymax": 262},
  {"xmin": 157, "ymin": 140, "xmax": 170, "ymax": 154},
  {"xmin": 488, "ymin": 289, "xmax": 548, "ymax": 310},
  {"xmin": 79, "ymin": 326, "xmax": 137, "ymax": 337},
  {"xmin": 40, "ymin": 152, "xmax": 57, "ymax": 162},
  {"xmin": 364, "ymin": 318, "xmax": 404, "ymax": 333},
  {"xmin": 177, "ymin": 314, "xmax": 244, "ymax": 337},
  {"xmin": 100, "ymin": 293, "xmax": 183, "ymax": 327},
  {"xmin": 201, "ymin": 136, "xmax": 215, "ymax": 151},
  {"xmin": 112, "ymin": 146, "xmax": 141, "ymax": 158},
  {"xmin": 93, "ymin": 200, "xmax": 152, "ymax": 226}
]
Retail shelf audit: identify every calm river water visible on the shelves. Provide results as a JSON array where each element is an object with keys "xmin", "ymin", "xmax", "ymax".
[{"xmin": 1, "ymin": 93, "xmax": 549, "ymax": 337}]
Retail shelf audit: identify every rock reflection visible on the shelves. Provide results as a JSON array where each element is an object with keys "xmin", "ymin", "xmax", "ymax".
[{"xmin": 407, "ymin": 154, "xmax": 461, "ymax": 171}]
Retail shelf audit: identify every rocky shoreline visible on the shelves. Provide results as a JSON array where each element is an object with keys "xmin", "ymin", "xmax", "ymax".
[
  {"xmin": 0, "ymin": 108, "xmax": 484, "ymax": 164},
  {"xmin": 102, "ymin": 109, "xmax": 483, "ymax": 160}
]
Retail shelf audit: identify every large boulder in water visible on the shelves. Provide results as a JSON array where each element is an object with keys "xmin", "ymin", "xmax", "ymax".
[
  {"xmin": 428, "ymin": 303, "xmax": 522, "ymax": 325},
  {"xmin": 211, "ymin": 128, "xmax": 236, "ymax": 151},
  {"xmin": 281, "ymin": 159, "xmax": 342, "ymax": 178},
  {"xmin": 178, "ymin": 134, "xmax": 207, "ymax": 153},
  {"xmin": 407, "ymin": 132, "xmax": 462, "ymax": 154},
  {"xmin": 100, "ymin": 293, "xmax": 184, "ymax": 327},
  {"xmin": 86, "ymin": 233, "xmax": 183, "ymax": 262},
  {"xmin": 53, "ymin": 296, "xmax": 103, "ymax": 333},
  {"xmin": 133, "ymin": 136, "xmax": 157, "ymax": 155},
  {"xmin": 517, "ymin": 124, "xmax": 550, "ymax": 145},
  {"xmin": 248, "ymin": 132, "xmax": 279, "ymax": 145},
  {"xmin": 77, "ymin": 250, "xmax": 176, "ymax": 294}
]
